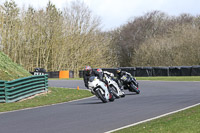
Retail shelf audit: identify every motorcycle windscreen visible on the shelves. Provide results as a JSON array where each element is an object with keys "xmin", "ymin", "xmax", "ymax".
[{"xmin": 89, "ymin": 76, "xmax": 96, "ymax": 82}]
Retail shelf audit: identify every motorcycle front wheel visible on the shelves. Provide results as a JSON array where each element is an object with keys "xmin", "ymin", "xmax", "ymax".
[
  {"xmin": 130, "ymin": 83, "xmax": 140, "ymax": 94},
  {"xmin": 96, "ymin": 89, "xmax": 107, "ymax": 103}
]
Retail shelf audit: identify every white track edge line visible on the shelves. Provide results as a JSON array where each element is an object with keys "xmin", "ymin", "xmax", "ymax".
[{"xmin": 105, "ymin": 103, "xmax": 200, "ymax": 133}]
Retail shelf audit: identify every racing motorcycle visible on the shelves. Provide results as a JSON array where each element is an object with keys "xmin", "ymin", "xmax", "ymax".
[
  {"xmin": 104, "ymin": 74, "xmax": 125, "ymax": 98},
  {"xmin": 88, "ymin": 76, "xmax": 115, "ymax": 103},
  {"xmin": 120, "ymin": 74, "xmax": 140, "ymax": 94}
]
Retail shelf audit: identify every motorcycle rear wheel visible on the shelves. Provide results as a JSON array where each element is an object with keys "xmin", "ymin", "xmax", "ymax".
[
  {"xmin": 110, "ymin": 86, "xmax": 120, "ymax": 99},
  {"xmin": 130, "ymin": 83, "xmax": 140, "ymax": 94},
  {"xmin": 109, "ymin": 92, "xmax": 115, "ymax": 102}
]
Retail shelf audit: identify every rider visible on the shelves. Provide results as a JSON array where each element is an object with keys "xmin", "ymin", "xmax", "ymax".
[
  {"xmin": 96, "ymin": 68, "xmax": 121, "ymax": 87},
  {"xmin": 97, "ymin": 68, "xmax": 114, "ymax": 77},
  {"xmin": 83, "ymin": 66, "xmax": 103, "ymax": 89},
  {"xmin": 116, "ymin": 68, "xmax": 138, "ymax": 89},
  {"xmin": 84, "ymin": 66, "xmax": 114, "ymax": 98},
  {"xmin": 96, "ymin": 68, "xmax": 115, "ymax": 82},
  {"xmin": 97, "ymin": 68, "xmax": 125, "ymax": 96}
]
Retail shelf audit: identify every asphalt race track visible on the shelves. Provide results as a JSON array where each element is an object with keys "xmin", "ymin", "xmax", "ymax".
[{"xmin": 0, "ymin": 80, "xmax": 200, "ymax": 133}]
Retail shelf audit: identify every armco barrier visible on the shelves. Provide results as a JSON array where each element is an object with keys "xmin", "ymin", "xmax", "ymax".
[
  {"xmin": 191, "ymin": 66, "xmax": 200, "ymax": 76},
  {"xmin": 0, "ymin": 80, "xmax": 6, "ymax": 103},
  {"xmin": 79, "ymin": 70, "xmax": 84, "ymax": 78},
  {"xmin": 69, "ymin": 71, "xmax": 74, "ymax": 78},
  {"xmin": 169, "ymin": 66, "xmax": 181, "ymax": 76},
  {"xmin": 135, "ymin": 67, "xmax": 152, "ymax": 77},
  {"xmin": 79, "ymin": 66, "xmax": 200, "ymax": 77},
  {"xmin": 46, "ymin": 71, "xmax": 59, "ymax": 78},
  {"xmin": 0, "ymin": 74, "xmax": 48, "ymax": 103},
  {"xmin": 181, "ymin": 66, "xmax": 192, "ymax": 76},
  {"xmin": 152, "ymin": 67, "xmax": 169, "ymax": 76}
]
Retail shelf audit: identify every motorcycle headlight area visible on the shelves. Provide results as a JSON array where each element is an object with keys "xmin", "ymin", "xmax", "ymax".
[{"xmin": 121, "ymin": 77, "xmax": 126, "ymax": 81}]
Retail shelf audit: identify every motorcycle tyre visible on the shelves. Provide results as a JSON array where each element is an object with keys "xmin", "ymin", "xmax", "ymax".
[
  {"xmin": 96, "ymin": 89, "xmax": 107, "ymax": 103},
  {"xmin": 130, "ymin": 83, "xmax": 140, "ymax": 94},
  {"xmin": 109, "ymin": 92, "xmax": 115, "ymax": 102},
  {"xmin": 110, "ymin": 86, "xmax": 120, "ymax": 99}
]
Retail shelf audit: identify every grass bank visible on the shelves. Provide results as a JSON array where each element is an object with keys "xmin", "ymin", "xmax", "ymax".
[
  {"xmin": 0, "ymin": 87, "xmax": 93, "ymax": 113},
  {"xmin": 0, "ymin": 51, "xmax": 31, "ymax": 81}
]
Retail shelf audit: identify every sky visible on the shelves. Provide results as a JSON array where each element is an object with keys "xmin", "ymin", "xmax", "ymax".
[{"xmin": 0, "ymin": 0, "xmax": 200, "ymax": 31}]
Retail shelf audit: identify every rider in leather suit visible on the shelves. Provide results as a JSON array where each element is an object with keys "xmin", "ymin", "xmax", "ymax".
[
  {"xmin": 116, "ymin": 68, "xmax": 138, "ymax": 89},
  {"xmin": 83, "ymin": 66, "xmax": 103, "ymax": 89}
]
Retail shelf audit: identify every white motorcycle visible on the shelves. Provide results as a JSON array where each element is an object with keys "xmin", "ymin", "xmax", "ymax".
[
  {"xmin": 104, "ymin": 74, "xmax": 125, "ymax": 98},
  {"xmin": 88, "ymin": 76, "xmax": 115, "ymax": 103}
]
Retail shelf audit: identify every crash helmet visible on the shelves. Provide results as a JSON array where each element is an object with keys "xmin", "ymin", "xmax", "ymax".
[
  {"xmin": 84, "ymin": 66, "xmax": 92, "ymax": 75},
  {"xmin": 97, "ymin": 68, "xmax": 103, "ymax": 73},
  {"xmin": 116, "ymin": 68, "xmax": 121, "ymax": 74}
]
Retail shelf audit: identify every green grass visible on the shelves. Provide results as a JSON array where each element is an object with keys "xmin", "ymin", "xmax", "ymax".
[
  {"xmin": 0, "ymin": 51, "xmax": 31, "ymax": 81},
  {"xmin": 114, "ymin": 105, "xmax": 200, "ymax": 133},
  {"xmin": 0, "ymin": 87, "xmax": 93, "ymax": 112},
  {"xmin": 136, "ymin": 76, "xmax": 200, "ymax": 81}
]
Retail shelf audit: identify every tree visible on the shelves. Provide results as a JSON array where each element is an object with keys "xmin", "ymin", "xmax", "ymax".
[
  {"xmin": 62, "ymin": 0, "xmax": 104, "ymax": 76},
  {"xmin": 1, "ymin": 0, "xmax": 20, "ymax": 63}
]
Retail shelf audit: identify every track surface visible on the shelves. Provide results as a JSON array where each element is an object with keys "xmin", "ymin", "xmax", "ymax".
[{"xmin": 0, "ymin": 80, "xmax": 200, "ymax": 133}]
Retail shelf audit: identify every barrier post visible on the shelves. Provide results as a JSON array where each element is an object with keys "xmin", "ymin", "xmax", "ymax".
[
  {"xmin": 45, "ymin": 74, "xmax": 48, "ymax": 91},
  {"xmin": 4, "ymin": 81, "xmax": 8, "ymax": 103}
]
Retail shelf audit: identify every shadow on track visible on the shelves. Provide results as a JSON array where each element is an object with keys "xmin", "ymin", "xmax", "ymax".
[
  {"xmin": 69, "ymin": 98, "xmax": 108, "ymax": 105},
  {"xmin": 70, "ymin": 101, "xmax": 106, "ymax": 105},
  {"xmin": 125, "ymin": 93, "xmax": 138, "ymax": 96}
]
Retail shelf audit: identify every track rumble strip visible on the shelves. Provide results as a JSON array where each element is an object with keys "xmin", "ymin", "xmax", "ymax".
[{"xmin": 105, "ymin": 103, "xmax": 200, "ymax": 133}]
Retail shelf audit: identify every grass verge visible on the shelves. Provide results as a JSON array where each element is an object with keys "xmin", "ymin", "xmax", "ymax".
[
  {"xmin": 114, "ymin": 104, "xmax": 200, "ymax": 133},
  {"xmin": 0, "ymin": 87, "xmax": 93, "ymax": 113}
]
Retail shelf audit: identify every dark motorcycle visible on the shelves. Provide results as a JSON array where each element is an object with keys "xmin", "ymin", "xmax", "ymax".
[{"xmin": 120, "ymin": 74, "xmax": 140, "ymax": 94}]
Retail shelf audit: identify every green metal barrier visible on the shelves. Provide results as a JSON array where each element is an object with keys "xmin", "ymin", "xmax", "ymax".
[
  {"xmin": 0, "ymin": 74, "xmax": 48, "ymax": 103},
  {"xmin": 0, "ymin": 80, "xmax": 6, "ymax": 103}
]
